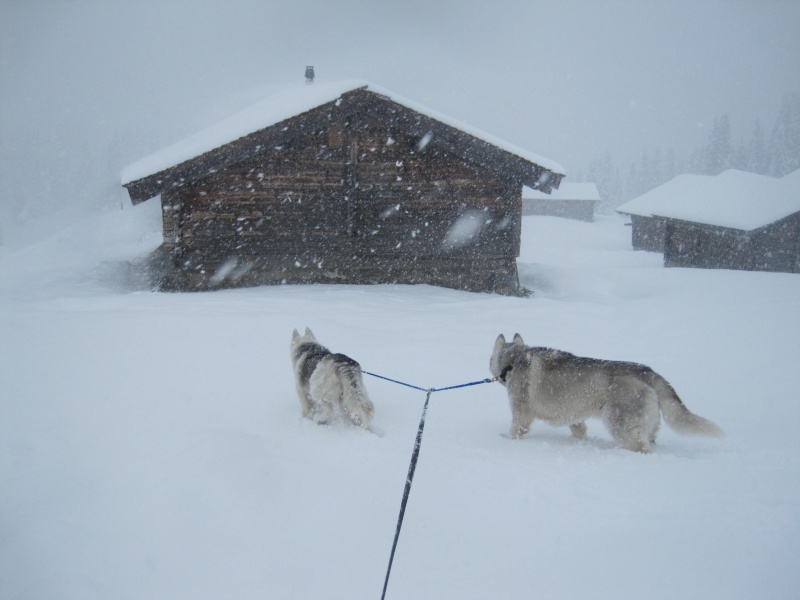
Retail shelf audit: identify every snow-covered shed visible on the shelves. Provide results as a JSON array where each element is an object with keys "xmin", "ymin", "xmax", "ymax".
[
  {"xmin": 616, "ymin": 180, "xmax": 681, "ymax": 252},
  {"xmin": 121, "ymin": 80, "xmax": 564, "ymax": 294},
  {"xmin": 522, "ymin": 182, "xmax": 599, "ymax": 221},
  {"xmin": 617, "ymin": 169, "xmax": 800, "ymax": 273}
]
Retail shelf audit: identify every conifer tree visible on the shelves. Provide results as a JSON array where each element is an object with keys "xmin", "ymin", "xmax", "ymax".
[
  {"xmin": 769, "ymin": 92, "xmax": 800, "ymax": 176},
  {"xmin": 586, "ymin": 151, "xmax": 623, "ymax": 210},
  {"xmin": 702, "ymin": 114, "xmax": 733, "ymax": 175},
  {"xmin": 745, "ymin": 119, "xmax": 770, "ymax": 175}
]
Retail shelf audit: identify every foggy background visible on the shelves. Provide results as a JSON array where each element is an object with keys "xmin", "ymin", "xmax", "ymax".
[{"xmin": 2, "ymin": 0, "xmax": 799, "ymax": 246}]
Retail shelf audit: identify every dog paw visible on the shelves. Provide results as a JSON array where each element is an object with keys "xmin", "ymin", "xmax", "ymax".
[
  {"xmin": 570, "ymin": 423, "xmax": 588, "ymax": 439},
  {"xmin": 505, "ymin": 427, "xmax": 528, "ymax": 439}
]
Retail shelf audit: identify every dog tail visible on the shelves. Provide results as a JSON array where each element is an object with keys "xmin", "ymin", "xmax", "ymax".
[
  {"xmin": 651, "ymin": 373, "xmax": 724, "ymax": 438},
  {"xmin": 332, "ymin": 355, "xmax": 375, "ymax": 428}
]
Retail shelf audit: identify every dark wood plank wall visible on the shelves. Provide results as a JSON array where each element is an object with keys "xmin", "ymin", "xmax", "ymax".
[
  {"xmin": 183, "ymin": 129, "xmax": 345, "ymax": 256},
  {"xmin": 750, "ymin": 214, "xmax": 800, "ymax": 273},
  {"xmin": 347, "ymin": 112, "xmax": 521, "ymax": 292},
  {"xmin": 630, "ymin": 215, "xmax": 666, "ymax": 252},
  {"xmin": 352, "ymin": 113, "xmax": 518, "ymax": 259},
  {"xmin": 160, "ymin": 111, "xmax": 523, "ymax": 292},
  {"xmin": 522, "ymin": 198, "xmax": 595, "ymax": 221},
  {"xmin": 664, "ymin": 213, "xmax": 800, "ymax": 273},
  {"xmin": 664, "ymin": 222, "xmax": 750, "ymax": 270}
]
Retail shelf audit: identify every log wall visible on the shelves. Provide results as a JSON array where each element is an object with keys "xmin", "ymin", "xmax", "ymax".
[
  {"xmin": 522, "ymin": 198, "xmax": 595, "ymax": 222},
  {"xmin": 159, "ymin": 114, "xmax": 523, "ymax": 293},
  {"xmin": 630, "ymin": 215, "xmax": 666, "ymax": 252},
  {"xmin": 664, "ymin": 213, "xmax": 800, "ymax": 273}
]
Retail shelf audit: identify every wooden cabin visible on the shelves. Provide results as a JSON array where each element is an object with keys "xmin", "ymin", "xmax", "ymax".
[
  {"xmin": 618, "ymin": 170, "xmax": 800, "ymax": 273},
  {"xmin": 616, "ymin": 178, "xmax": 687, "ymax": 252},
  {"xmin": 122, "ymin": 80, "xmax": 564, "ymax": 295},
  {"xmin": 625, "ymin": 215, "xmax": 666, "ymax": 252},
  {"xmin": 522, "ymin": 182, "xmax": 599, "ymax": 222},
  {"xmin": 663, "ymin": 213, "xmax": 799, "ymax": 272}
]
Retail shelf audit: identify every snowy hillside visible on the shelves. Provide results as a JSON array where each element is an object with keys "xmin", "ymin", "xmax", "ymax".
[{"xmin": 1, "ymin": 202, "xmax": 799, "ymax": 599}]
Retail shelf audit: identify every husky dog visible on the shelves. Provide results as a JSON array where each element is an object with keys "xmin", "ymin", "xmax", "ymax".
[
  {"xmin": 489, "ymin": 333, "xmax": 723, "ymax": 453},
  {"xmin": 290, "ymin": 328, "xmax": 374, "ymax": 428}
]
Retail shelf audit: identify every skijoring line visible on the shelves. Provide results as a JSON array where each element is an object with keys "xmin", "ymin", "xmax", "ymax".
[
  {"xmin": 362, "ymin": 370, "xmax": 496, "ymax": 393},
  {"xmin": 364, "ymin": 370, "xmax": 498, "ymax": 600}
]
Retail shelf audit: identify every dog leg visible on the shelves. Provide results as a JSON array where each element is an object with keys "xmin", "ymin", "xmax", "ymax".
[
  {"xmin": 569, "ymin": 423, "xmax": 588, "ymax": 439},
  {"xmin": 607, "ymin": 420, "xmax": 653, "ymax": 453},
  {"xmin": 299, "ymin": 394, "xmax": 314, "ymax": 419},
  {"xmin": 626, "ymin": 431, "xmax": 653, "ymax": 454},
  {"xmin": 343, "ymin": 404, "xmax": 367, "ymax": 427},
  {"xmin": 509, "ymin": 413, "xmax": 534, "ymax": 439},
  {"xmin": 294, "ymin": 380, "xmax": 314, "ymax": 418},
  {"xmin": 510, "ymin": 424, "xmax": 530, "ymax": 439},
  {"xmin": 311, "ymin": 397, "xmax": 335, "ymax": 425},
  {"xmin": 603, "ymin": 383, "xmax": 659, "ymax": 453},
  {"xmin": 508, "ymin": 390, "xmax": 535, "ymax": 439},
  {"xmin": 311, "ymin": 397, "xmax": 334, "ymax": 425}
]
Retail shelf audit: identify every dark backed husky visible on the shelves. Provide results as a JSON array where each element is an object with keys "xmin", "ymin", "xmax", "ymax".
[
  {"xmin": 290, "ymin": 328, "xmax": 374, "ymax": 428},
  {"xmin": 490, "ymin": 333, "xmax": 723, "ymax": 453}
]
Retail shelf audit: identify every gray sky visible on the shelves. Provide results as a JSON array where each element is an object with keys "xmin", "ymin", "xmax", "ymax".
[{"xmin": 1, "ymin": 0, "xmax": 799, "ymax": 234}]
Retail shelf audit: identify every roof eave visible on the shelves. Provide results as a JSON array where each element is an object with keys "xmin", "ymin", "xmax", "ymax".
[
  {"xmin": 345, "ymin": 89, "xmax": 563, "ymax": 192},
  {"xmin": 124, "ymin": 87, "xmax": 564, "ymax": 202},
  {"xmin": 124, "ymin": 98, "xmax": 345, "ymax": 204}
]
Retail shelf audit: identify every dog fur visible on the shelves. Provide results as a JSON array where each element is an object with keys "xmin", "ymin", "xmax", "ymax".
[
  {"xmin": 290, "ymin": 328, "xmax": 374, "ymax": 428},
  {"xmin": 489, "ymin": 333, "xmax": 723, "ymax": 453}
]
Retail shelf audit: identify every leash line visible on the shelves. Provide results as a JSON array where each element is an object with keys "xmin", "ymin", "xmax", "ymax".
[
  {"xmin": 362, "ymin": 371, "xmax": 429, "ymax": 392},
  {"xmin": 431, "ymin": 377, "xmax": 495, "ymax": 392},
  {"xmin": 380, "ymin": 388, "xmax": 432, "ymax": 600},
  {"xmin": 363, "ymin": 370, "xmax": 496, "ymax": 394},
  {"xmin": 369, "ymin": 370, "xmax": 497, "ymax": 599}
]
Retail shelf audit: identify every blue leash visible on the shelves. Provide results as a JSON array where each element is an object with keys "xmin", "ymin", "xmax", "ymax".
[
  {"xmin": 363, "ymin": 371, "xmax": 494, "ymax": 393},
  {"xmin": 364, "ymin": 370, "xmax": 496, "ymax": 600},
  {"xmin": 362, "ymin": 371, "xmax": 429, "ymax": 392}
]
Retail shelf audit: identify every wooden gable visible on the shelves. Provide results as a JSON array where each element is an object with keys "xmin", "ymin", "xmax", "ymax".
[{"xmin": 122, "ymin": 85, "xmax": 564, "ymax": 294}]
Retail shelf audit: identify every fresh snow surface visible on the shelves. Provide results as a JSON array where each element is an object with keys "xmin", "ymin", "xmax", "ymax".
[
  {"xmin": 120, "ymin": 80, "xmax": 565, "ymax": 187},
  {"xmin": 2, "ymin": 202, "xmax": 799, "ymax": 600},
  {"xmin": 616, "ymin": 168, "xmax": 800, "ymax": 231}
]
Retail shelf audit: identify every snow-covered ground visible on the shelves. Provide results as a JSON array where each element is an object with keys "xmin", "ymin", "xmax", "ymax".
[{"xmin": 1, "ymin": 202, "xmax": 798, "ymax": 599}]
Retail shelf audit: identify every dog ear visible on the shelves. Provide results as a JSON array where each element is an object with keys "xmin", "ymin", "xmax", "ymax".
[
  {"xmin": 292, "ymin": 329, "xmax": 300, "ymax": 341},
  {"xmin": 513, "ymin": 333, "xmax": 524, "ymax": 345},
  {"xmin": 493, "ymin": 334, "xmax": 506, "ymax": 355},
  {"xmin": 304, "ymin": 327, "xmax": 314, "ymax": 339}
]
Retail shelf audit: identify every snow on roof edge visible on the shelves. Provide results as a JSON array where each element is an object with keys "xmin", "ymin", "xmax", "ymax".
[
  {"xmin": 121, "ymin": 79, "xmax": 565, "ymax": 186},
  {"xmin": 363, "ymin": 82, "xmax": 565, "ymax": 177},
  {"xmin": 121, "ymin": 80, "xmax": 366, "ymax": 185},
  {"xmin": 615, "ymin": 169, "xmax": 800, "ymax": 231}
]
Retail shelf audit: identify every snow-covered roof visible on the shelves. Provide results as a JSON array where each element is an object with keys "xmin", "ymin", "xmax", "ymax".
[
  {"xmin": 616, "ymin": 169, "xmax": 800, "ymax": 231},
  {"xmin": 121, "ymin": 79, "xmax": 564, "ymax": 186},
  {"xmin": 523, "ymin": 182, "xmax": 600, "ymax": 201}
]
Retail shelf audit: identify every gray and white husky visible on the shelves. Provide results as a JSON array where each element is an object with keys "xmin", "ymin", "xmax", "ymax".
[
  {"xmin": 489, "ymin": 333, "xmax": 723, "ymax": 453},
  {"xmin": 290, "ymin": 328, "xmax": 374, "ymax": 428}
]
